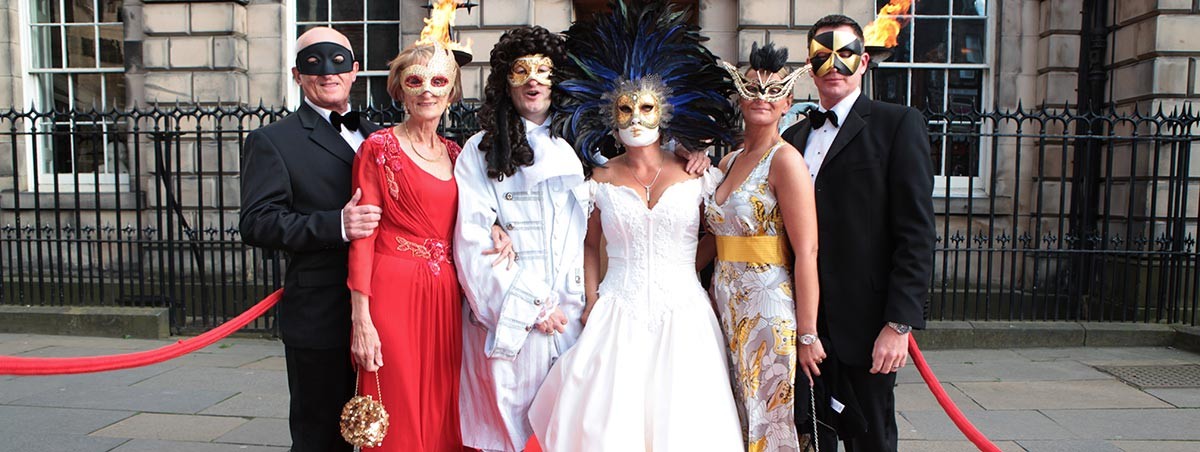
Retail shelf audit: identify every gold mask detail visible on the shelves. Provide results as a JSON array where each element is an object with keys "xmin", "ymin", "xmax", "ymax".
[
  {"xmin": 808, "ymin": 30, "xmax": 864, "ymax": 77},
  {"xmin": 508, "ymin": 54, "xmax": 554, "ymax": 87},
  {"xmin": 399, "ymin": 44, "xmax": 458, "ymax": 98},
  {"xmin": 614, "ymin": 90, "xmax": 664, "ymax": 129},
  {"xmin": 719, "ymin": 60, "xmax": 810, "ymax": 103}
]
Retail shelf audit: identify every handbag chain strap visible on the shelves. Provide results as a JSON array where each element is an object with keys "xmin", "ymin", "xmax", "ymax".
[
  {"xmin": 810, "ymin": 382, "xmax": 819, "ymax": 452},
  {"xmin": 353, "ymin": 369, "xmax": 384, "ymax": 404}
]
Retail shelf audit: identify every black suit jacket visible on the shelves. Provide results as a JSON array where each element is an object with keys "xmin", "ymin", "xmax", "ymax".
[
  {"xmin": 239, "ymin": 102, "xmax": 382, "ymax": 349},
  {"xmin": 782, "ymin": 95, "xmax": 935, "ymax": 367}
]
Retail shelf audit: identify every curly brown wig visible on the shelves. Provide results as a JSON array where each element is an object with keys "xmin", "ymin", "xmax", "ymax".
[{"xmin": 478, "ymin": 26, "xmax": 568, "ymax": 180}]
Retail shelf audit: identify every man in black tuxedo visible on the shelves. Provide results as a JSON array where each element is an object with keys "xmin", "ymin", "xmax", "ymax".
[
  {"xmin": 784, "ymin": 15, "xmax": 935, "ymax": 452},
  {"xmin": 239, "ymin": 27, "xmax": 382, "ymax": 452}
]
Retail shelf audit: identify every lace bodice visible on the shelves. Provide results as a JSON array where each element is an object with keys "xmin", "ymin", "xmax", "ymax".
[
  {"xmin": 705, "ymin": 142, "xmax": 785, "ymax": 238},
  {"xmin": 591, "ymin": 167, "xmax": 724, "ymax": 324}
]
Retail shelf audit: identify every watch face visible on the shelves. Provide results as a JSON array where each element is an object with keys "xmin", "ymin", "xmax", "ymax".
[
  {"xmin": 799, "ymin": 334, "xmax": 818, "ymax": 345},
  {"xmin": 890, "ymin": 322, "xmax": 912, "ymax": 334}
]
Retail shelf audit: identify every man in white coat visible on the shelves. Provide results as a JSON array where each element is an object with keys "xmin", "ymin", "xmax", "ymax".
[{"xmin": 454, "ymin": 27, "xmax": 588, "ymax": 452}]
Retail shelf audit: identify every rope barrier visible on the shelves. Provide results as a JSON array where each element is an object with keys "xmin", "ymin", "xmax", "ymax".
[
  {"xmin": 909, "ymin": 334, "xmax": 1001, "ymax": 452},
  {"xmin": 0, "ymin": 289, "xmax": 281, "ymax": 376}
]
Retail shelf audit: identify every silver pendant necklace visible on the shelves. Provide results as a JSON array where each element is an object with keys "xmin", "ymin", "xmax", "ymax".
[{"xmin": 627, "ymin": 160, "xmax": 664, "ymax": 205}]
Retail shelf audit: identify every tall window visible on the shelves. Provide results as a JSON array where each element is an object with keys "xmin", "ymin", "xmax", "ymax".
[
  {"xmin": 871, "ymin": 0, "xmax": 990, "ymax": 191},
  {"xmin": 294, "ymin": 0, "xmax": 401, "ymax": 108},
  {"xmin": 26, "ymin": 0, "xmax": 127, "ymax": 188}
]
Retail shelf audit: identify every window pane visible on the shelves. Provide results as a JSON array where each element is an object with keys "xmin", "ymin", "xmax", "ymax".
[
  {"xmin": 99, "ymin": 25, "xmax": 123, "ymax": 67},
  {"xmin": 954, "ymin": 0, "xmax": 987, "ymax": 16},
  {"xmin": 99, "ymin": 0, "xmax": 122, "ymax": 23},
  {"xmin": 913, "ymin": 18, "xmax": 949, "ymax": 63},
  {"xmin": 332, "ymin": 0, "xmax": 364, "ymax": 21},
  {"xmin": 948, "ymin": 68, "xmax": 983, "ymax": 114},
  {"xmin": 51, "ymin": 73, "xmax": 71, "ymax": 111},
  {"xmin": 369, "ymin": 76, "xmax": 394, "ymax": 107},
  {"xmin": 952, "ymin": 18, "xmax": 986, "ymax": 64},
  {"xmin": 947, "ymin": 123, "xmax": 979, "ymax": 176},
  {"xmin": 911, "ymin": 69, "xmax": 945, "ymax": 114},
  {"xmin": 332, "ymin": 24, "xmax": 365, "ymax": 63},
  {"xmin": 30, "ymin": 25, "xmax": 58, "ymax": 68},
  {"xmin": 349, "ymin": 78, "xmax": 369, "ymax": 109},
  {"xmin": 368, "ymin": 0, "xmax": 400, "ymax": 20},
  {"xmin": 75, "ymin": 73, "xmax": 104, "ymax": 110},
  {"xmin": 915, "ymin": 0, "xmax": 950, "ymax": 15},
  {"xmin": 104, "ymin": 73, "xmax": 126, "ymax": 109},
  {"xmin": 879, "ymin": 16, "xmax": 914, "ymax": 63},
  {"xmin": 928, "ymin": 123, "xmax": 946, "ymax": 176},
  {"xmin": 48, "ymin": 123, "xmax": 74, "ymax": 173},
  {"xmin": 66, "ymin": 25, "xmax": 97, "ymax": 68},
  {"xmin": 70, "ymin": 123, "xmax": 106, "ymax": 174},
  {"xmin": 66, "ymin": 0, "xmax": 97, "ymax": 23},
  {"xmin": 873, "ymin": 68, "xmax": 909, "ymax": 105},
  {"xmin": 296, "ymin": 0, "xmax": 330, "ymax": 22},
  {"xmin": 30, "ymin": 0, "xmax": 59, "ymax": 23},
  {"xmin": 367, "ymin": 24, "xmax": 399, "ymax": 71}
]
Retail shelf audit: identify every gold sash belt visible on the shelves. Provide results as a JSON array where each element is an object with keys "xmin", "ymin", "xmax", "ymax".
[{"xmin": 715, "ymin": 235, "xmax": 791, "ymax": 265}]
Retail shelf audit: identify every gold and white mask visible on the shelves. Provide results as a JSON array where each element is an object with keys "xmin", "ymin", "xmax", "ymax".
[
  {"xmin": 719, "ymin": 60, "xmax": 808, "ymax": 103},
  {"xmin": 507, "ymin": 54, "xmax": 554, "ymax": 87},
  {"xmin": 604, "ymin": 77, "xmax": 672, "ymax": 148},
  {"xmin": 399, "ymin": 44, "xmax": 458, "ymax": 98}
]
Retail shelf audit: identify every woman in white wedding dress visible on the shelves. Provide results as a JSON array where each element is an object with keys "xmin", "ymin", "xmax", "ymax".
[{"xmin": 526, "ymin": 2, "xmax": 743, "ymax": 450}]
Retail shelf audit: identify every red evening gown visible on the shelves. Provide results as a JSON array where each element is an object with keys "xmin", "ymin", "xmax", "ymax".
[{"xmin": 347, "ymin": 128, "xmax": 463, "ymax": 452}]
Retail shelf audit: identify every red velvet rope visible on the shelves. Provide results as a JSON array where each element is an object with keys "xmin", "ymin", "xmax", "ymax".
[
  {"xmin": 909, "ymin": 335, "xmax": 1001, "ymax": 452},
  {"xmin": 0, "ymin": 289, "xmax": 281, "ymax": 376}
]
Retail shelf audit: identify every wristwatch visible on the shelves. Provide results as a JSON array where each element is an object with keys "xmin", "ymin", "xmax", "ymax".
[
  {"xmin": 887, "ymin": 321, "xmax": 912, "ymax": 335},
  {"xmin": 799, "ymin": 333, "xmax": 818, "ymax": 346}
]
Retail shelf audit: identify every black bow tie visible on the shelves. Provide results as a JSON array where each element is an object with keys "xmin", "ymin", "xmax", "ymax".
[
  {"xmin": 329, "ymin": 110, "xmax": 361, "ymax": 132},
  {"xmin": 807, "ymin": 108, "xmax": 839, "ymax": 129}
]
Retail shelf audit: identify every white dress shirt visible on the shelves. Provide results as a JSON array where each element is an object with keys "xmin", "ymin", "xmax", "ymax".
[
  {"xmin": 454, "ymin": 117, "xmax": 590, "ymax": 451},
  {"xmin": 303, "ymin": 97, "xmax": 367, "ymax": 242},
  {"xmin": 804, "ymin": 88, "xmax": 860, "ymax": 182}
]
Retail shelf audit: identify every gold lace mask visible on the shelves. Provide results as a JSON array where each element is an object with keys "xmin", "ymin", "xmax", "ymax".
[
  {"xmin": 614, "ymin": 90, "xmax": 664, "ymax": 129},
  {"xmin": 508, "ymin": 54, "xmax": 554, "ymax": 87},
  {"xmin": 399, "ymin": 45, "xmax": 458, "ymax": 98},
  {"xmin": 719, "ymin": 61, "xmax": 808, "ymax": 103}
]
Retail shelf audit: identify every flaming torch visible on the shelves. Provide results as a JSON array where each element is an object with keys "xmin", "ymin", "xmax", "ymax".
[
  {"xmin": 416, "ymin": 0, "xmax": 475, "ymax": 66},
  {"xmin": 862, "ymin": 0, "xmax": 913, "ymax": 65}
]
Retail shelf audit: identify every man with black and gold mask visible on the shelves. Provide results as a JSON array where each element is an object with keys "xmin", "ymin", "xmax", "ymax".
[{"xmin": 782, "ymin": 14, "xmax": 936, "ymax": 452}]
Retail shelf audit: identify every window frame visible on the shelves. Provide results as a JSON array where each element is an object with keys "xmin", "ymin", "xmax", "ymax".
[
  {"xmin": 20, "ymin": 0, "xmax": 129, "ymax": 192},
  {"xmin": 286, "ymin": 0, "xmax": 403, "ymax": 110},
  {"xmin": 872, "ymin": 0, "xmax": 996, "ymax": 197}
]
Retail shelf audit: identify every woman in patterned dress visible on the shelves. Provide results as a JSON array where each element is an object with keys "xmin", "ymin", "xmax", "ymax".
[{"xmin": 706, "ymin": 43, "xmax": 825, "ymax": 452}]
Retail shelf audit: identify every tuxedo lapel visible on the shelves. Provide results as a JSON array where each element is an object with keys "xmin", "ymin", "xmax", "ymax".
[
  {"xmin": 819, "ymin": 95, "xmax": 871, "ymax": 176},
  {"xmin": 298, "ymin": 103, "xmax": 356, "ymax": 165},
  {"xmin": 788, "ymin": 119, "xmax": 813, "ymax": 157}
]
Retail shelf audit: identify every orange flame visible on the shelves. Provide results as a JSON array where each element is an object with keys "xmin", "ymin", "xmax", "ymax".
[
  {"xmin": 864, "ymin": 0, "xmax": 912, "ymax": 48},
  {"xmin": 416, "ymin": 0, "xmax": 472, "ymax": 53}
]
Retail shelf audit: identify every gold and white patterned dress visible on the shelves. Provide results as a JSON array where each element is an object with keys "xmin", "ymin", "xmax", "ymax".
[{"xmin": 705, "ymin": 142, "xmax": 801, "ymax": 452}]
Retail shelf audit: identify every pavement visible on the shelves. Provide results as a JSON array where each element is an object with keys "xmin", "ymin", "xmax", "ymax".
[{"xmin": 1, "ymin": 333, "xmax": 1199, "ymax": 452}]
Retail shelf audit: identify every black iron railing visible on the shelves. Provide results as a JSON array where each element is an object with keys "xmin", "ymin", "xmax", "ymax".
[{"xmin": 0, "ymin": 102, "xmax": 1196, "ymax": 334}]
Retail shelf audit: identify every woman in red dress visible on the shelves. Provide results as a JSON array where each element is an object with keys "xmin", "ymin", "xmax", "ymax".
[{"xmin": 346, "ymin": 42, "xmax": 466, "ymax": 451}]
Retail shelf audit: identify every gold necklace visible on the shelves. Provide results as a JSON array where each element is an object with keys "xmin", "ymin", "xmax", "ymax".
[{"xmin": 402, "ymin": 122, "xmax": 443, "ymax": 163}]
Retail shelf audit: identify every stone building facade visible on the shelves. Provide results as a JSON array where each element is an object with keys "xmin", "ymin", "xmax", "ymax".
[{"xmin": 0, "ymin": 0, "xmax": 1196, "ymax": 315}]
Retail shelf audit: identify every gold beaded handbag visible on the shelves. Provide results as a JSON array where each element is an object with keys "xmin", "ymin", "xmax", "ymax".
[{"xmin": 339, "ymin": 370, "xmax": 390, "ymax": 448}]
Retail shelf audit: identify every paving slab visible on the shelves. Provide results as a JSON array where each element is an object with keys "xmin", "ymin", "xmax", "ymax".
[
  {"xmin": 199, "ymin": 392, "xmax": 289, "ymax": 418},
  {"xmin": 895, "ymin": 440, "xmax": 1026, "ymax": 451},
  {"xmin": 132, "ymin": 366, "xmax": 289, "ymax": 395},
  {"xmin": 900, "ymin": 409, "xmax": 1077, "ymax": 441},
  {"xmin": 895, "ymin": 382, "xmax": 984, "ymax": 411},
  {"xmin": 0, "ymin": 364, "xmax": 178, "ymax": 403},
  {"xmin": 0, "ymin": 405, "xmax": 134, "ymax": 434},
  {"xmin": 917, "ymin": 349, "xmax": 1032, "ymax": 364},
  {"xmin": 1016, "ymin": 439, "xmax": 1124, "ymax": 451},
  {"xmin": 92, "ymin": 413, "xmax": 247, "ymax": 442},
  {"xmin": 921, "ymin": 359, "xmax": 1112, "ymax": 382},
  {"xmin": 955, "ymin": 380, "xmax": 1171, "ymax": 410},
  {"xmin": 240, "ymin": 356, "xmax": 287, "ymax": 371},
  {"xmin": 215, "ymin": 417, "xmax": 290, "ymax": 446},
  {"xmin": 896, "ymin": 412, "xmax": 920, "ymax": 440},
  {"xmin": 1110, "ymin": 440, "xmax": 1200, "ymax": 451},
  {"xmin": 12, "ymin": 384, "xmax": 237, "ymax": 414},
  {"xmin": 168, "ymin": 351, "xmax": 268, "ymax": 368},
  {"xmin": 107, "ymin": 439, "xmax": 288, "ymax": 452},
  {"xmin": 0, "ymin": 432, "xmax": 127, "ymax": 452},
  {"xmin": 1014, "ymin": 346, "xmax": 1199, "ymax": 364},
  {"xmin": 1145, "ymin": 388, "xmax": 1200, "ymax": 408},
  {"xmin": 1042, "ymin": 408, "xmax": 1200, "ymax": 440}
]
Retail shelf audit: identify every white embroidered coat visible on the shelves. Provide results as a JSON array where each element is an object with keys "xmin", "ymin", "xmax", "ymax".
[{"xmin": 453, "ymin": 119, "xmax": 590, "ymax": 451}]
